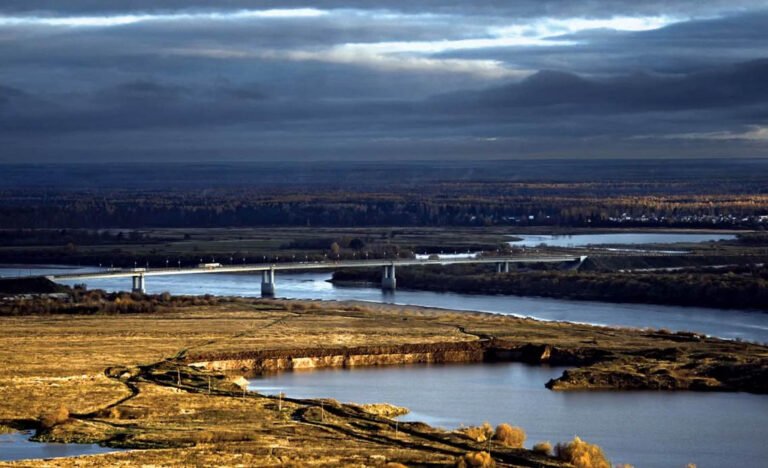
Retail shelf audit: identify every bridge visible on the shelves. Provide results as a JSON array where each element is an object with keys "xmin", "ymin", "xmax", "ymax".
[{"xmin": 49, "ymin": 255, "xmax": 585, "ymax": 296}]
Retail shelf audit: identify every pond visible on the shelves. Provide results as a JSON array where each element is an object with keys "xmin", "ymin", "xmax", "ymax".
[{"xmin": 0, "ymin": 430, "xmax": 123, "ymax": 462}]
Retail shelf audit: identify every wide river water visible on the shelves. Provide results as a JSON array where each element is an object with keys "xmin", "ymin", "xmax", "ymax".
[
  {"xmin": 3, "ymin": 265, "xmax": 763, "ymax": 344},
  {"xmin": 1, "ymin": 231, "xmax": 765, "ymax": 465}
]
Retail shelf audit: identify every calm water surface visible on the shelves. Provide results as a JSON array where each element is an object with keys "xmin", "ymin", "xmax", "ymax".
[
  {"xmin": 510, "ymin": 232, "xmax": 736, "ymax": 248},
  {"xmin": 0, "ymin": 431, "xmax": 123, "ymax": 462},
  {"xmin": 250, "ymin": 363, "xmax": 768, "ymax": 468}
]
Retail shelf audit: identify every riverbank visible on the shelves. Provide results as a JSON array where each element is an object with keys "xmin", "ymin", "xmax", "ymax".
[
  {"xmin": 332, "ymin": 263, "xmax": 768, "ymax": 311},
  {"xmin": 0, "ymin": 297, "xmax": 766, "ymax": 466}
]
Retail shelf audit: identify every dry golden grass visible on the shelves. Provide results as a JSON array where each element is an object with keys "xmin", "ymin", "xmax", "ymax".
[
  {"xmin": 0, "ymin": 297, "xmax": 763, "ymax": 466},
  {"xmin": 0, "ymin": 300, "xmax": 553, "ymax": 467}
]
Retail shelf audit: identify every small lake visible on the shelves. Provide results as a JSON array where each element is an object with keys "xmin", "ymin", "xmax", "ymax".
[
  {"xmin": 250, "ymin": 363, "xmax": 768, "ymax": 468},
  {"xmin": 509, "ymin": 232, "xmax": 737, "ymax": 248},
  {"xmin": 0, "ymin": 430, "xmax": 122, "ymax": 462}
]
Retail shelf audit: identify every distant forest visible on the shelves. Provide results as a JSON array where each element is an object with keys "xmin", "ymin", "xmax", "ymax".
[
  {"xmin": 1, "ymin": 161, "xmax": 767, "ymax": 229},
  {"xmin": 1, "ymin": 188, "xmax": 766, "ymax": 229}
]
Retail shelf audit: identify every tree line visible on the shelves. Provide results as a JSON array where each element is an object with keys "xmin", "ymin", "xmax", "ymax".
[{"xmin": 1, "ymin": 188, "xmax": 766, "ymax": 228}]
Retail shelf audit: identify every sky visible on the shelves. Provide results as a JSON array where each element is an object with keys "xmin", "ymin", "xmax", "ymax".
[{"xmin": 1, "ymin": 1, "xmax": 767, "ymax": 162}]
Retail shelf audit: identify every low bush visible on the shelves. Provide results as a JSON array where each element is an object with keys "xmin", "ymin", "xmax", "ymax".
[
  {"xmin": 532, "ymin": 441, "xmax": 553, "ymax": 456},
  {"xmin": 457, "ymin": 451, "xmax": 495, "ymax": 467},
  {"xmin": 492, "ymin": 423, "xmax": 525, "ymax": 448},
  {"xmin": 555, "ymin": 436, "xmax": 610, "ymax": 468}
]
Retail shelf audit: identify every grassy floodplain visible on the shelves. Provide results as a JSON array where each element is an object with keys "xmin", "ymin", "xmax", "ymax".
[{"xmin": 0, "ymin": 296, "xmax": 766, "ymax": 466}]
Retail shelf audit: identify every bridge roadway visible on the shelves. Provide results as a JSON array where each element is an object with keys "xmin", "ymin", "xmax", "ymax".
[{"xmin": 49, "ymin": 255, "xmax": 583, "ymax": 296}]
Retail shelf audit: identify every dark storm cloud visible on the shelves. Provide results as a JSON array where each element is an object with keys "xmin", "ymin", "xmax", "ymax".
[
  {"xmin": 0, "ymin": 1, "xmax": 767, "ymax": 161},
  {"xmin": 438, "ymin": 60, "xmax": 768, "ymax": 113},
  {"xmin": 4, "ymin": 60, "xmax": 766, "ymax": 139}
]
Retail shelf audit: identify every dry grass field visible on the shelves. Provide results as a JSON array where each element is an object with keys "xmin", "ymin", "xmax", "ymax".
[{"xmin": 0, "ymin": 299, "xmax": 765, "ymax": 466}]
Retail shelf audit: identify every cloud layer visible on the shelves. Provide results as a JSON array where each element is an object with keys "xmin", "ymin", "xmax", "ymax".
[{"xmin": 1, "ymin": 1, "xmax": 767, "ymax": 161}]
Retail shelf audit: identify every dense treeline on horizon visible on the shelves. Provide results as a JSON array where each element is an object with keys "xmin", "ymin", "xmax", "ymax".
[
  {"xmin": 1, "ymin": 160, "xmax": 767, "ymax": 229},
  {"xmin": 1, "ymin": 187, "xmax": 766, "ymax": 229}
]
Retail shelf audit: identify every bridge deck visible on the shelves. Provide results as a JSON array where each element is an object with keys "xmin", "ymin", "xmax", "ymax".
[{"xmin": 49, "ymin": 256, "xmax": 581, "ymax": 281}]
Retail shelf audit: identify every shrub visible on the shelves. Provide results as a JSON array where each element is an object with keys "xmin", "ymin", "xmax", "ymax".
[
  {"xmin": 555, "ymin": 436, "xmax": 610, "ymax": 468},
  {"xmin": 39, "ymin": 406, "xmax": 70, "ymax": 429},
  {"xmin": 459, "ymin": 422, "xmax": 494, "ymax": 442},
  {"xmin": 457, "ymin": 451, "xmax": 495, "ymax": 467},
  {"xmin": 533, "ymin": 441, "xmax": 553, "ymax": 456},
  {"xmin": 492, "ymin": 423, "xmax": 525, "ymax": 448}
]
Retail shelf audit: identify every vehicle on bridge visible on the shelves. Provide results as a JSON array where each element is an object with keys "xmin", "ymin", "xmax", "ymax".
[{"xmin": 198, "ymin": 262, "xmax": 222, "ymax": 270}]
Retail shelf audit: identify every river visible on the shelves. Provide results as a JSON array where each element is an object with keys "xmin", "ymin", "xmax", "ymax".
[{"xmin": 3, "ymin": 265, "xmax": 763, "ymax": 343}]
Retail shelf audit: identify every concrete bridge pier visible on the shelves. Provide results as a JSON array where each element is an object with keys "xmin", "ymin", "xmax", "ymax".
[
  {"xmin": 131, "ymin": 274, "xmax": 145, "ymax": 294},
  {"xmin": 382, "ymin": 264, "xmax": 396, "ymax": 291},
  {"xmin": 261, "ymin": 268, "xmax": 276, "ymax": 297},
  {"xmin": 496, "ymin": 262, "xmax": 510, "ymax": 273}
]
